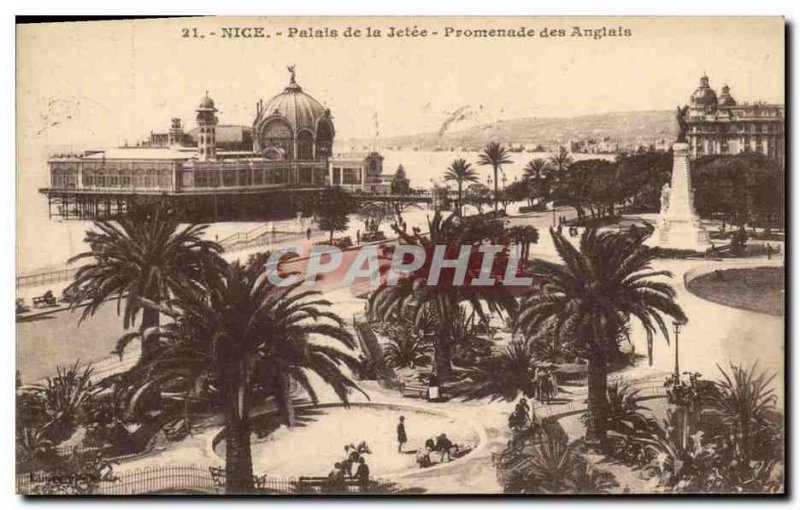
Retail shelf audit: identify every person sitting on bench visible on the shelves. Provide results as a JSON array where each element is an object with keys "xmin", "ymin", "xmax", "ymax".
[{"xmin": 436, "ymin": 433, "xmax": 453, "ymax": 463}]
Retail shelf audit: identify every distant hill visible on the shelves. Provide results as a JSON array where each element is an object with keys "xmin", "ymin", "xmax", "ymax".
[{"xmin": 342, "ymin": 110, "xmax": 675, "ymax": 151}]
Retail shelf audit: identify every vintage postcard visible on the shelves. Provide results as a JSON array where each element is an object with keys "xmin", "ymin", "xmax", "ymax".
[{"xmin": 15, "ymin": 16, "xmax": 784, "ymax": 495}]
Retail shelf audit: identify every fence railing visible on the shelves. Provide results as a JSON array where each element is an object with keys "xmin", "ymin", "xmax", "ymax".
[
  {"xmin": 17, "ymin": 464, "xmax": 392, "ymax": 495},
  {"xmin": 16, "ymin": 267, "xmax": 80, "ymax": 289}
]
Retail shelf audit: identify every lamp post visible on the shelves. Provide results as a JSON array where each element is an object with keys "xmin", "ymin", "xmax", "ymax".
[{"xmin": 673, "ymin": 320, "xmax": 683, "ymax": 379}]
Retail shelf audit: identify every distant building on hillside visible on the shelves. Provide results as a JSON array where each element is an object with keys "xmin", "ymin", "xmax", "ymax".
[{"xmin": 684, "ymin": 74, "xmax": 784, "ymax": 168}]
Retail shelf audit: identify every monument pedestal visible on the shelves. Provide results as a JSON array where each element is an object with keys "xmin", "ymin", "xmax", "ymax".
[{"xmin": 648, "ymin": 143, "xmax": 710, "ymax": 252}]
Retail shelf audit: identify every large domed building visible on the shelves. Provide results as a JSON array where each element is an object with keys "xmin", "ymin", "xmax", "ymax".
[
  {"xmin": 690, "ymin": 74, "xmax": 718, "ymax": 110},
  {"xmin": 684, "ymin": 74, "xmax": 784, "ymax": 168},
  {"xmin": 252, "ymin": 68, "xmax": 335, "ymax": 160},
  {"xmin": 41, "ymin": 67, "xmax": 393, "ymax": 222}
]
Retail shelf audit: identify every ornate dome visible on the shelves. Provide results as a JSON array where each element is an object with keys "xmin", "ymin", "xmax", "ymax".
[
  {"xmin": 691, "ymin": 74, "xmax": 718, "ymax": 109},
  {"xmin": 253, "ymin": 67, "xmax": 334, "ymax": 160},
  {"xmin": 198, "ymin": 92, "xmax": 216, "ymax": 110},
  {"xmin": 261, "ymin": 73, "xmax": 328, "ymax": 133},
  {"xmin": 718, "ymin": 84, "xmax": 737, "ymax": 107}
]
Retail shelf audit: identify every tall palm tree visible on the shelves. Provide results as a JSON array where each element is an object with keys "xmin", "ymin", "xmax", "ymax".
[
  {"xmin": 121, "ymin": 258, "xmax": 364, "ymax": 494},
  {"xmin": 549, "ymin": 146, "xmax": 573, "ymax": 175},
  {"xmin": 443, "ymin": 158, "xmax": 480, "ymax": 217},
  {"xmin": 65, "ymin": 202, "xmax": 223, "ymax": 358},
  {"xmin": 515, "ymin": 228, "xmax": 686, "ymax": 447},
  {"xmin": 368, "ymin": 210, "xmax": 517, "ymax": 381},
  {"xmin": 478, "ymin": 142, "xmax": 513, "ymax": 214}
]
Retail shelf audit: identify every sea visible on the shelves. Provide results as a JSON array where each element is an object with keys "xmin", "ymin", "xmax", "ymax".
[{"xmin": 16, "ymin": 149, "xmax": 614, "ymax": 275}]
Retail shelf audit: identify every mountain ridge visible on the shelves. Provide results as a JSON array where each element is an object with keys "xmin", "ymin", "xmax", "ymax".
[{"xmin": 342, "ymin": 109, "xmax": 676, "ymax": 151}]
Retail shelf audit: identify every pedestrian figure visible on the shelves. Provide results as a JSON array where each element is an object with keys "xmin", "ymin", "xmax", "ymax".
[
  {"xmin": 355, "ymin": 456, "xmax": 370, "ymax": 491},
  {"xmin": 342, "ymin": 445, "xmax": 356, "ymax": 476},
  {"xmin": 766, "ymin": 243, "xmax": 772, "ymax": 260},
  {"xmin": 306, "ymin": 227, "xmax": 312, "ymax": 240},
  {"xmin": 356, "ymin": 229, "xmax": 361, "ymax": 244},
  {"xmin": 327, "ymin": 462, "xmax": 346, "ymax": 492},
  {"xmin": 397, "ymin": 416, "xmax": 407, "ymax": 453},
  {"xmin": 436, "ymin": 433, "xmax": 453, "ymax": 463}
]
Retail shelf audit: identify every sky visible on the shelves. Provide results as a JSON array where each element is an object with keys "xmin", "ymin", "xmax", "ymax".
[{"xmin": 17, "ymin": 16, "xmax": 784, "ymax": 148}]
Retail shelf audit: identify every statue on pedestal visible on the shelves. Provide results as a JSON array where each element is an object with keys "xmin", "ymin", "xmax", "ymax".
[
  {"xmin": 660, "ymin": 183, "xmax": 671, "ymax": 212},
  {"xmin": 675, "ymin": 105, "xmax": 690, "ymax": 143}
]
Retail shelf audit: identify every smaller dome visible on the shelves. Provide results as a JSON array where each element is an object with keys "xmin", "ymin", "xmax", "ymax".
[
  {"xmin": 718, "ymin": 84, "xmax": 736, "ymax": 107},
  {"xmin": 691, "ymin": 75, "xmax": 718, "ymax": 109},
  {"xmin": 198, "ymin": 92, "xmax": 216, "ymax": 110}
]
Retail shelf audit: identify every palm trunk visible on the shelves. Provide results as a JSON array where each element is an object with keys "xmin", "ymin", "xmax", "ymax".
[
  {"xmin": 585, "ymin": 345, "xmax": 608, "ymax": 450},
  {"xmin": 493, "ymin": 166, "xmax": 499, "ymax": 214},
  {"xmin": 457, "ymin": 182, "xmax": 463, "ymax": 217},
  {"xmin": 224, "ymin": 380, "xmax": 254, "ymax": 494},
  {"xmin": 276, "ymin": 374, "xmax": 296, "ymax": 428},
  {"xmin": 140, "ymin": 306, "xmax": 160, "ymax": 359},
  {"xmin": 434, "ymin": 341, "xmax": 453, "ymax": 382}
]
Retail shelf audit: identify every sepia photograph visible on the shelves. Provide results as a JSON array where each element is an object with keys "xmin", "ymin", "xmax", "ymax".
[{"xmin": 14, "ymin": 15, "xmax": 785, "ymax": 496}]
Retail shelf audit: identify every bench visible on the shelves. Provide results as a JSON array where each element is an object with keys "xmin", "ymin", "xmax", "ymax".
[
  {"xmin": 32, "ymin": 294, "xmax": 57, "ymax": 308},
  {"xmin": 399, "ymin": 382, "xmax": 448, "ymax": 401},
  {"xmin": 399, "ymin": 382, "xmax": 428, "ymax": 399},
  {"xmin": 296, "ymin": 476, "xmax": 377, "ymax": 494}
]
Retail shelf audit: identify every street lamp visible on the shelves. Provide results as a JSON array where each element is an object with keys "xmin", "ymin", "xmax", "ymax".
[{"xmin": 673, "ymin": 320, "xmax": 684, "ymax": 379}]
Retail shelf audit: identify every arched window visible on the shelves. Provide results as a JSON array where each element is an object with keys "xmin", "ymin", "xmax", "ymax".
[
  {"xmin": 107, "ymin": 168, "xmax": 119, "ymax": 187},
  {"xmin": 68, "ymin": 168, "xmax": 78, "ymax": 188},
  {"xmin": 158, "ymin": 168, "xmax": 171, "ymax": 189},
  {"xmin": 83, "ymin": 169, "xmax": 94, "ymax": 188},
  {"xmin": 133, "ymin": 169, "xmax": 144, "ymax": 188},
  {"xmin": 145, "ymin": 169, "xmax": 157, "ymax": 188},
  {"xmin": 297, "ymin": 130, "xmax": 314, "ymax": 160},
  {"xmin": 260, "ymin": 119, "xmax": 293, "ymax": 160},
  {"xmin": 120, "ymin": 168, "xmax": 132, "ymax": 188},
  {"xmin": 316, "ymin": 119, "xmax": 333, "ymax": 159}
]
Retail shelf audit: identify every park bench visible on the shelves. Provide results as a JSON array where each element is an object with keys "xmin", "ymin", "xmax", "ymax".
[
  {"xmin": 399, "ymin": 381, "xmax": 428, "ymax": 399},
  {"xmin": 32, "ymin": 293, "xmax": 57, "ymax": 308},
  {"xmin": 296, "ymin": 476, "xmax": 377, "ymax": 494},
  {"xmin": 398, "ymin": 382, "xmax": 448, "ymax": 401}
]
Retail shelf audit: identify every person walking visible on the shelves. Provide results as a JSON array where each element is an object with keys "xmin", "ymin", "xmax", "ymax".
[
  {"xmin": 397, "ymin": 416, "xmax": 407, "ymax": 453},
  {"xmin": 356, "ymin": 229, "xmax": 361, "ymax": 244}
]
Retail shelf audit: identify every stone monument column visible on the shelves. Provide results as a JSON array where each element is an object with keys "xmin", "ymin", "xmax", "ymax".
[{"xmin": 649, "ymin": 142, "xmax": 710, "ymax": 251}]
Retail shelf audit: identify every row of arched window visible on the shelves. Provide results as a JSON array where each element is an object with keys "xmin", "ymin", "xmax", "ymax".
[{"xmin": 51, "ymin": 167, "xmax": 173, "ymax": 190}]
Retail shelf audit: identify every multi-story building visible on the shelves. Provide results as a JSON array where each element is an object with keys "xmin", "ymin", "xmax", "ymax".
[
  {"xmin": 41, "ymin": 70, "xmax": 393, "ymax": 221},
  {"xmin": 685, "ymin": 74, "xmax": 784, "ymax": 168}
]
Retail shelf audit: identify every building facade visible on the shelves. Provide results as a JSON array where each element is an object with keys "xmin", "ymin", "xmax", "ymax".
[
  {"xmin": 685, "ymin": 75, "xmax": 784, "ymax": 168},
  {"xmin": 42, "ymin": 70, "xmax": 395, "ymax": 220}
]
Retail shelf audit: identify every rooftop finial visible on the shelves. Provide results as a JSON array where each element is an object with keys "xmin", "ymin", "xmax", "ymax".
[{"xmin": 287, "ymin": 64, "xmax": 296, "ymax": 85}]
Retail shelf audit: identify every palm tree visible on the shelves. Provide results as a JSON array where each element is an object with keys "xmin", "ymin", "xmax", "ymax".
[
  {"xmin": 708, "ymin": 362, "xmax": 779, "ymax": 463},
  {"xmin": 516, "ymin": 228, "xmax": 686, "ymax": 448},
  {"xmin": 458, "ymin": 339, "xmax": 537, "ymax": 401},
  {"xmin": 523, "ymin": 158, "xmax": 552, "ymax": 181},
  {"xmin": 383, "ymin": 336, "xmax": 432, "ymax": 369},
  {"xmin": 121, "ymin": 258, "xmax": 365, "ymax": 494},
  {"xmin": 478, "ymin": 142, "xmax": 513, "ymax": 214},
  {"xmin": 65, "ymin": 202, "xmax": 223, "ymax": 358},
  {"xmin": 504, "ymin": 427, "xmax": 586, "ymax": 494},
  {"xmin": 549, "ymin": 146, "xmax": 573, "ymax": 175},
  {"xmin": 31, "ymin": 361, "xmax": 98, "ymax": 441},
  {"xmin": 443, "ymin": 158, "xmax": 480, "ymax": 217},
  {"xmin": 368, "ymin": 210, "xmax": 517, "ymax": 381}
]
